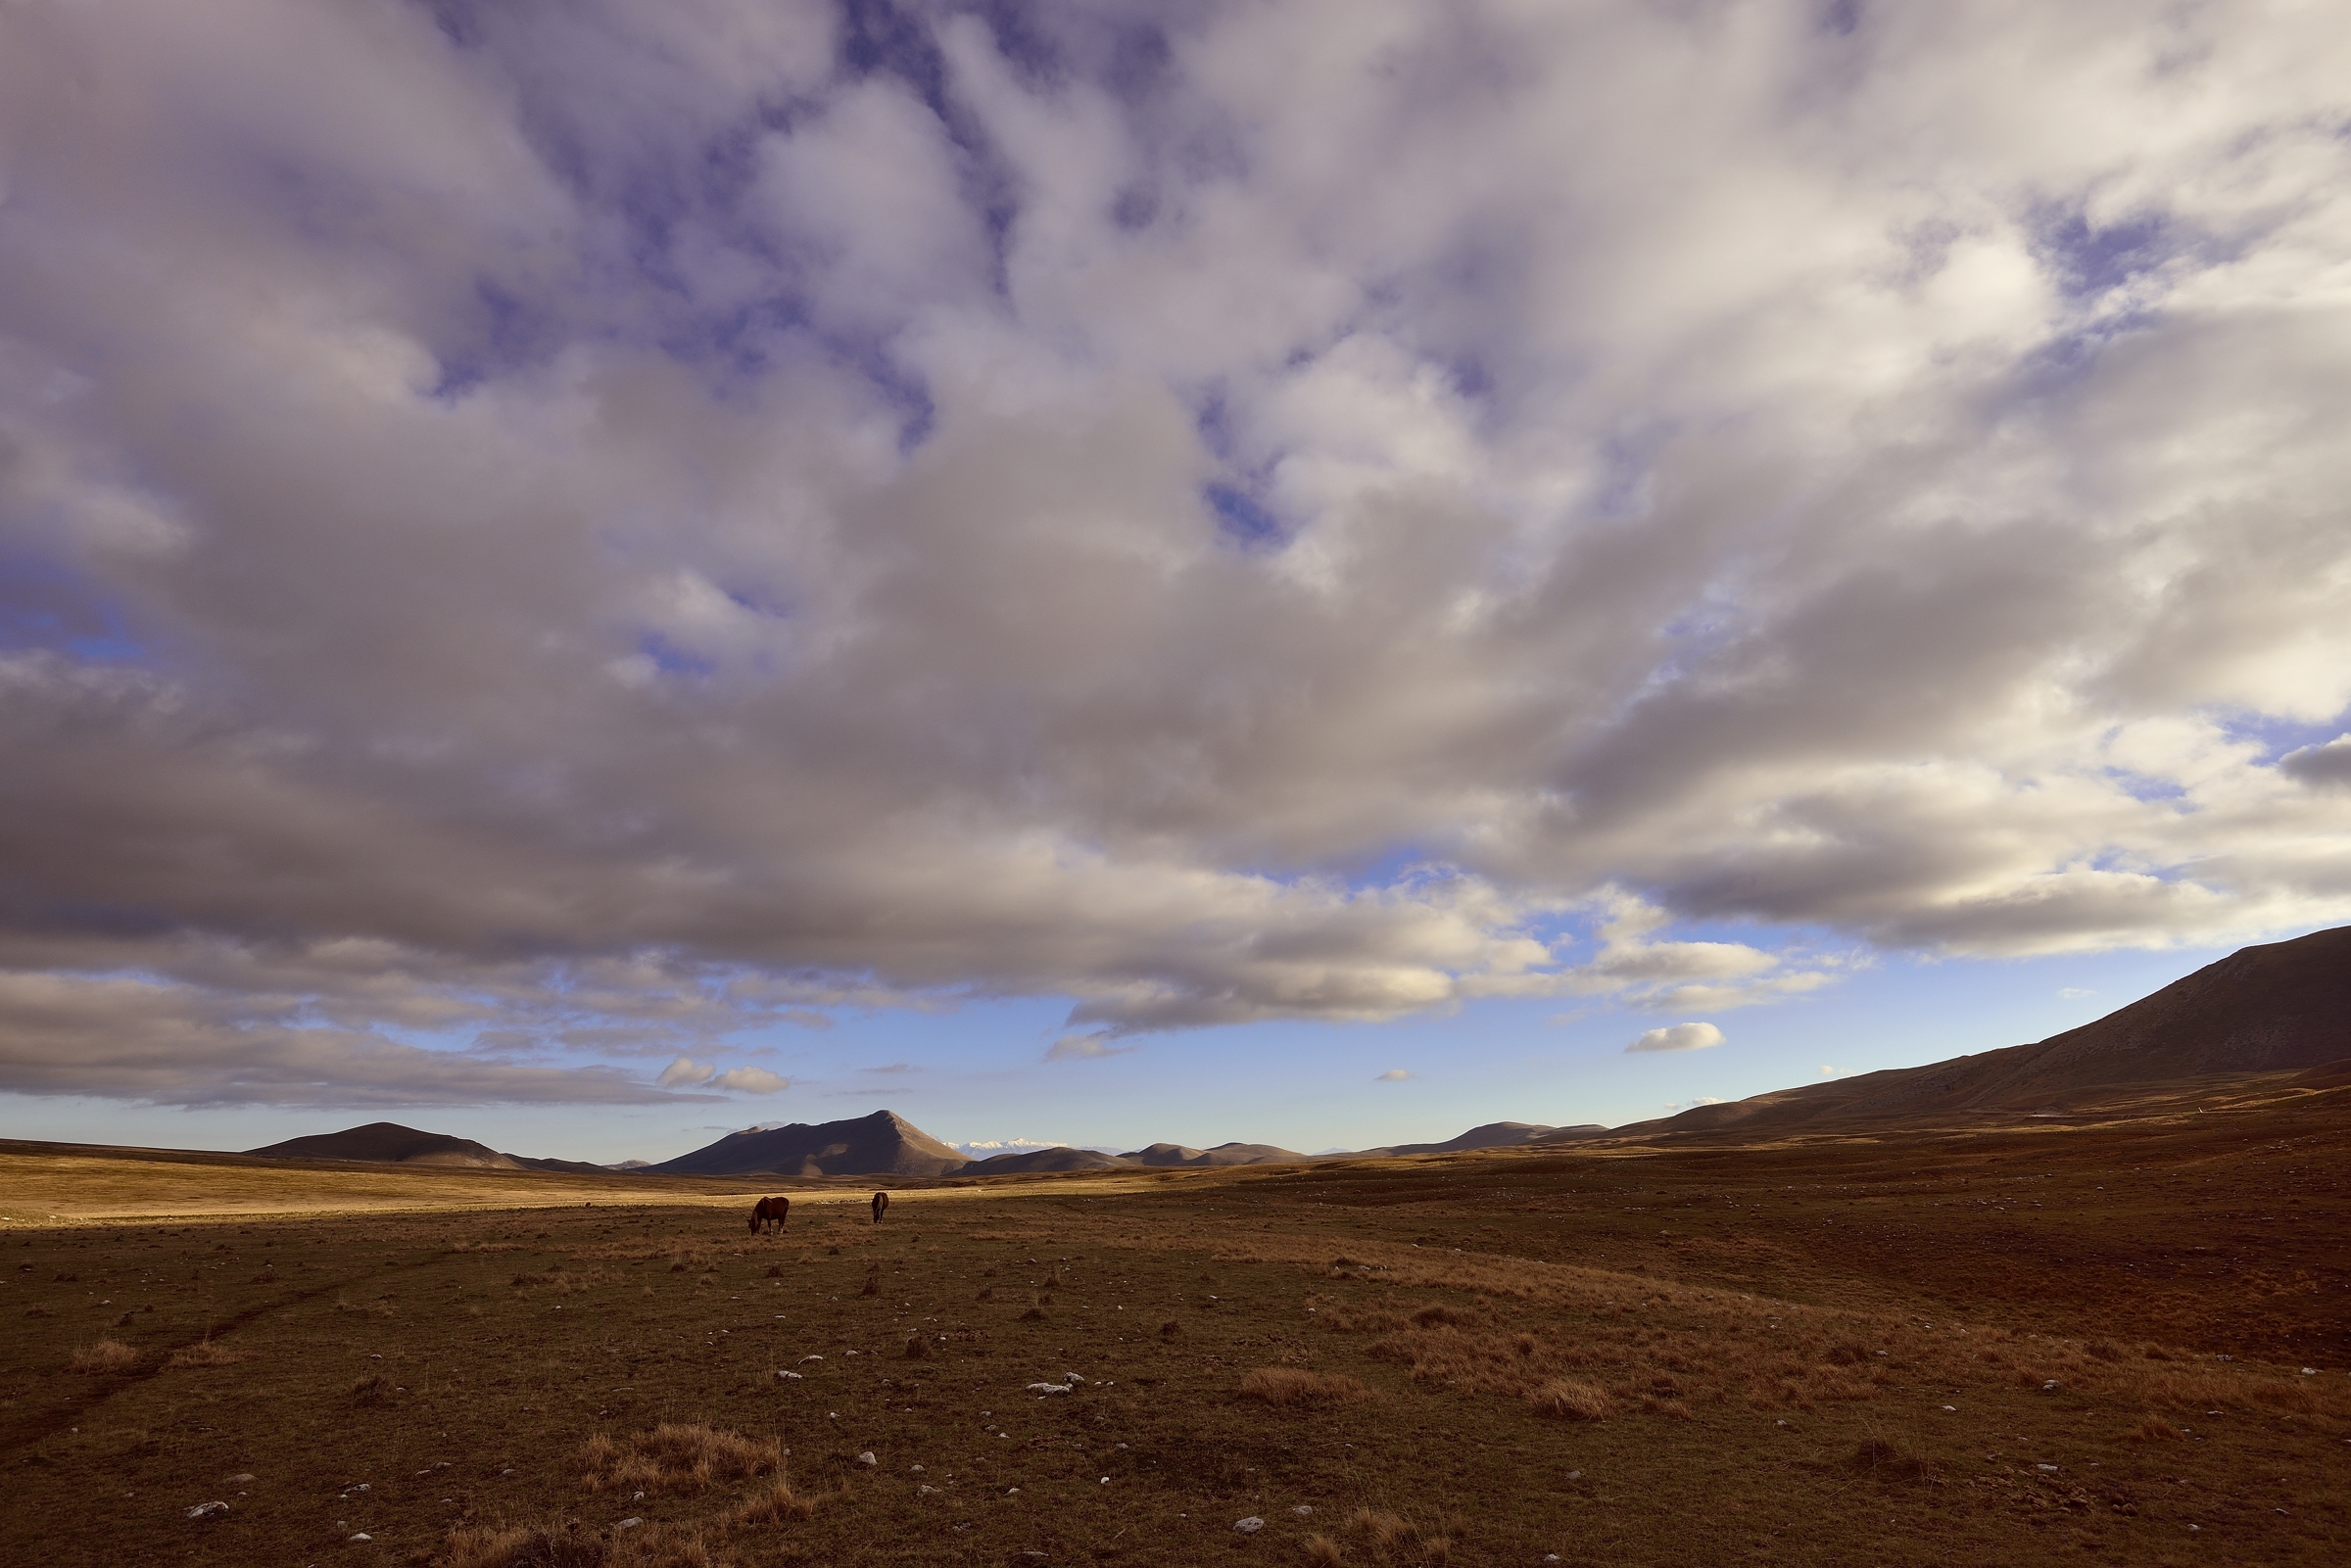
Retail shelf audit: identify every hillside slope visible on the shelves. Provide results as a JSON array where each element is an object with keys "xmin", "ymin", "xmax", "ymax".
[
  {"xmin": 247, "ymin": 1122, "xmax": 526, "ymax": 1168},
  {"xmin": 1579, "ymin": 925, "xmax": 2351, "ymax": 1140}
]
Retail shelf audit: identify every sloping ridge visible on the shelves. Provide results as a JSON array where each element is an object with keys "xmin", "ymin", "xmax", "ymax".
[
  {"xmin": 247, "ymin": 1121, "xmax": 526, "ymax": 1169},
  {"xmin": 959, "ymin": 1146, "xmax": 1130, "ymax": 1174},
  {"xmin": 1594, "ymin": 925, "xmax": 2351, "ymax": 1140},
  {"xmin": 653, "ymin": 1110, "xmax": 968, "ymax": 1177},
  {"xmin": 1370, "ymin": 1120, "xmax": 1580, "ymax": 1157}
]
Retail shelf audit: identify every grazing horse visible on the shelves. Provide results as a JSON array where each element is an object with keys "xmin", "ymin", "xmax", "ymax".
[
  {"xmin": 871, "ymin": 1190, "xmax": 890, "ymax": 1225},
  {"xmin": 749, "ymin": 1195, "xmax": 790, "ymax": 1234}
]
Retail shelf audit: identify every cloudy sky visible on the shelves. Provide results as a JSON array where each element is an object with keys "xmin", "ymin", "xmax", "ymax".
[{"xmin": 4, "ymin": 1, "xmax": 2349, "ymax": 1162}]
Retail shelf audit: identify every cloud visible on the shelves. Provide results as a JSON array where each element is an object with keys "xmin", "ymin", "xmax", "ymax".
[
  {"xmin": 710, "ymin": 1066, "xmax": 789, "ymax": 1094},
  {"xmin": 859, "ymin": 1063, "xmax": 917, "ymax": 1074},
  {"xmin": 2058, "ymin": 987, "xmax": 2096, "ymax": 999},
  {"xmin": 4, "ymin": 2, "xmax": 2351, "ymax": 1103},
  {"xmin": 1626, "ymin": 1022, "xmax": 1725, "ymax": 1054},
  {"xmin": 1045, "ymin": 1033, "xmax": 1140, "ymax": 1063},
  {"xmin": 1374, "ymin": 1069, "xmax": 1414, "ymax": 1081},
  {"xmin": 656, "ymin": 1057, "xmax": 717, "ymax": 1088},
  {"xmin": 0, "ymin": 972, "xmax": 695, "ymax": 1109},
  {"xmin": 2280, "ymin": 737, "xmax": 2351, "ymax": 792}
]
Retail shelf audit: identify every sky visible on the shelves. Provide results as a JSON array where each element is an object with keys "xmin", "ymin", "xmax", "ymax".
[{"xmin": 3, "ymin": 1, "xmax": 2350, "ymax": 1166}]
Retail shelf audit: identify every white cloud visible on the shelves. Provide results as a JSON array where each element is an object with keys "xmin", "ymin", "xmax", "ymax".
[
  {"xmin": 1374, "ymin": 1069, "xmax": 1414, "ymax": 1081},
  {"xmin": 2057, "ymin": 987, "xmax": 2096, "ymax": 999},
  {"xmin": 4, "ymin": 2, "xmax": 2351, "ymax": 1103},
  {"xmin": 657, "ymin": 1057, "xmax": 717, "ymax": 1088},
  {"xmin": 710, "ymin": 1066, "xmax": 789, "ymax": 1094},
  {"xmin": 1626, "ymin": 1022, "xmax": 1725, "ymax": 1055}
]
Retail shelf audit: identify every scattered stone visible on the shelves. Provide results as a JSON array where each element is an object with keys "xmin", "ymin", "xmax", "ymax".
[
  {"xmin": 1293, "ymin": 1505, "xmax": 1313, "ymax": 1516},
  {"xmin": 224, "ymin": 1474, "xmax": 254, "ymax": 1485},
  {"xmin": 919, "ymin": 1485, "xmax": 938, "ymax": 1496},
  {"xmin": 617, "ymin": 1517, "xmax": 644, "ymax": 1530},
  {"xmin": 349, "ymin": 1533, "xmax": 371, "ymax": 1543},
  {"xmin": 1234, "ymin": 1517, "xmax": 1265, "ymax": 1535},
  {"xmin": 2041, "ymin": 1380, "xmax": 2061, "ymax": 1392},
  {"xmin": 2038, "ymin": 1464, "xmax": 2058, "ymax": 1472},
  {"xmin": 185, "ymin": 1501, "xmax": 229, "ymax": 1520},
  {"xmin": 858, "ymin": 1451, "xmax": 878, "ymax": 1466},
  {"xmin": 774, "ymin": 1369, "xmax": 803, "ymax": 1382}
]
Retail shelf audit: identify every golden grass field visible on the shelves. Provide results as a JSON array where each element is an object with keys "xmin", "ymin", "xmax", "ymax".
[{"xmin": 3, "ymin": 1082, "xmax": 2346, "ymax": 1567}]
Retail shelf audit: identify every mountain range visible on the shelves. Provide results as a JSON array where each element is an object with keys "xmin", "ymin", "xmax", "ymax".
[{"xmin": 244, "ymin": 926, "xmax": 2351, "ymax": 1177}]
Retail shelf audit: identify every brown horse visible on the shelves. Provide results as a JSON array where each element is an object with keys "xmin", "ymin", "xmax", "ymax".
[
  {"xmin": 871, "ymin": 1190, "xmax": 889, "ymax": 1225},
  {"xmin": 749, "ymin": 1195, "xmax": 790, "ymax": 1234}
]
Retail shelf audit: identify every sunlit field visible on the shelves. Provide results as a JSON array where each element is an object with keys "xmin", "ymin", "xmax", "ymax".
[{"xmin": 5, "ymin": 1087, "xmax": 2346, "ymax": 1567}]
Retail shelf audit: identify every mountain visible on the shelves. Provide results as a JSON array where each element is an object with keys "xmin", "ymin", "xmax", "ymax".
[
  {"xmin": 1590, "ymin": 926, "xmax": 2351, "ymax": 1140},
  {"xmin": 958, "ymin": 1146, "xmax": 1130, "ymax": 1173},
  {"xmin": 247, "ymin": 1121, "xmax": 532, "ymax": 1168},
  {"xmin": 652, "ymin": 1109, "xmax": 968, "ymax": 1177},
  {"xmin": 1359, "ymin": 1120, "xmax": 1587, "ymax": 1158},
  {"xmin": 1118, "ymin": 1142, "xmax": 1206, "ymax": 1165}
]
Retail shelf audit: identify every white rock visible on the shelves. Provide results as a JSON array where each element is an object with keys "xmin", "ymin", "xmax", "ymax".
[
  {"xmin": 2041, "ymin": 1380, "xmax": 2061, "ymax": 1392},
  {"xmin": 617, "ymin": 1517, "xmax": 643, "ymax": 1529},
  {"xmin": 185, "ymin": 1501, "xmax": 229, "ymax": 1520},
  {"xmin": 224, "ymin": 1474, "xmax": 254, "ymax": 1484},
  {"xmin": 1027, "ymin": 1382, "xmax": 1075, "ymax": 1396},
  {"xmin": 774, "ymin": 1369, "xmax": 803, "ymax": 1382},
  {"xmin": 1234, "ymin": 1516, "xmax": 1265, "ymax": 1534},
  {"xmin": 349, "ymin": 1533, "xmax": 371, "ymax": 1542},
  {"xmin": 857, "ymin": 1450, "xmax": 878, "ymax": 1466},
  {"xmin": 919, "ymin": 1484, "xmax": 938, "ymax": 1496}
]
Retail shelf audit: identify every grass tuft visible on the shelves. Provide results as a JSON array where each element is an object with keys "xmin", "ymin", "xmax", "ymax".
[
  {"xmin": 166, "ymin": 1340, "xmax": 256, "ymax": 1368},
  {"xmin": 69, "ymin": 1339, "xmax": 139, "ymax": 1374},
  {"xmin": 1526, "ymin": 1378, "xmax": 1611, "ymax": 1420},
  {"xmin": 582, "ymin": 1424, "xmax": 781, "ymax": 1497},
  {"xmin": 1239, "ymin": 1367, "xmax": 1382, "ymax": 1406}
]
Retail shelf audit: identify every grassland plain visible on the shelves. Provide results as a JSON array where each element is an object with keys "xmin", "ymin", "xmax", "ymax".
[{"xmin": 2, "ymin": 1087, "xmax": 2346, "ymax": 1567}]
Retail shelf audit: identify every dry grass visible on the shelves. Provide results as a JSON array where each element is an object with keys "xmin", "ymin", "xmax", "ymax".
[
  {"xmin": 511, "ymin": 1268, "xmax": 621, "ymax": 1293},
  {"xmin": 165, "ymin": 1339, "xmax": 256, "ymax": 1368},
  {"xmin": 1303, "ymin": 1534, "xmax": 1346, "ymax": 1566},
  {"xmin": 439, "ymin": 1519, "xmax": 729, "ymax": 1567},
  {"xmin": 581, "ymin": 1425, "xmax": 782, "ymax": 1497},
  {"xmin": 1238, "ymin": 1367, "xmax": 1383, "ymax": 1406},
  {"xmin": 1526, "ymin": 1377, "xmax": 1611, "ymax": 1420},
  {"xmin": 68, "ymin": 1338, "xmax": 139, "ymax": 1374},
  {"xmin": 727, "ymin": 1477, "xmax": 826, "ymax": 1526},
  {"xmin": 1850, "ymin": 1438, "xmax": 1933, "ymax": 1480}
]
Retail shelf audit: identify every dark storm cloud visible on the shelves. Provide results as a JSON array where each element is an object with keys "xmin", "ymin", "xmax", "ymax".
[{"xmin": 3, "ymin": 1, "xmax": 2349, "ymax": 1104}]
